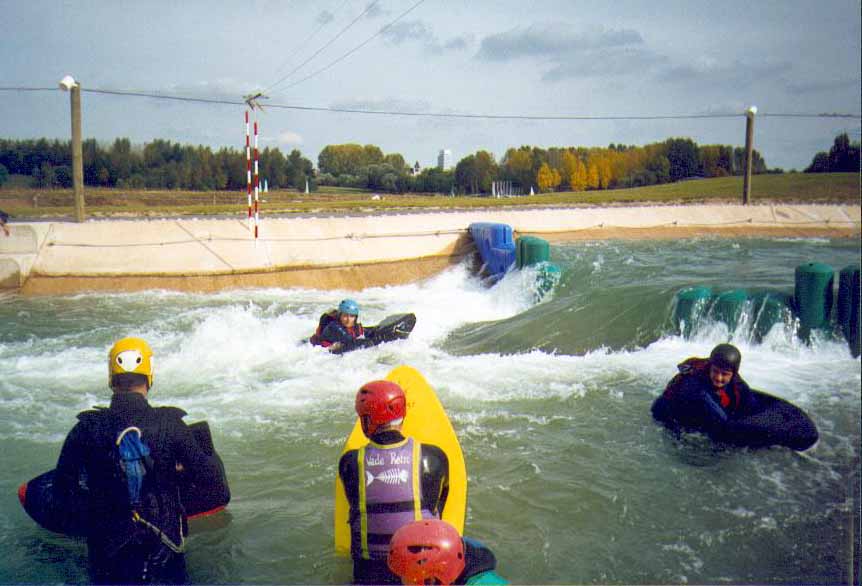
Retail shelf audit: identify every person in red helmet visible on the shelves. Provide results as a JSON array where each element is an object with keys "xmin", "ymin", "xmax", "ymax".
[
  {"xmin": 338, "ymin": 380, "xmax": 450, "ymax": 585},
  {"xmin": 387, "ymin": 519, "xmax": 508, "ymax": 585}
]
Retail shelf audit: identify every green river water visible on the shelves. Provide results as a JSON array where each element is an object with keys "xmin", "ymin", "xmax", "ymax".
[{"xmin": 0, "ymin": 235, "xmax": 859, "ymax": 584}]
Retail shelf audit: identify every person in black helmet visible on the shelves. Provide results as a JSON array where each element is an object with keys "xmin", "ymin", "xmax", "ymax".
[{"xmin": 652, "ymin": 343, "xmax": 758, "ymax": 435}]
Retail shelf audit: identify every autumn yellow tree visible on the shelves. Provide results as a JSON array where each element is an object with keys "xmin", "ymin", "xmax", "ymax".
[
  {"xmin": 536, "ymin": 162, "xmax": 561, "ymax": 192},
  {"xmin": 569, "ymin": 158, "xmax": 588, "ymax": 192},
  {"xmin": 586, "ymin": 162, "xmax": 600, "ymax": 189},
  {"xmin": 590, "ymin": 150, "xmax": 614, "ymax": 188},
  {"xmin": 560, "ymin": 151, "xmax": 578, "ymax": 191},
  {"xmin": 501, "ymin": 147, "xmax": 534, "ymax": 191}
]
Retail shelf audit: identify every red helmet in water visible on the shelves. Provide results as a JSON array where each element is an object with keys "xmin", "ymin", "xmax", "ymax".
[
  {"xmin": 387, "ymin": 519, "xmax": 465, "ymax": 585},
  {"xmin": 355, "ymin": 380, "xmax": 406, "ymax": 436}
]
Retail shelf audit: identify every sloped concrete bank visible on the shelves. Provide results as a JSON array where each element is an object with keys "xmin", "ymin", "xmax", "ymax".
[{"xmin": 0, "ymin": 204, "xmax": 858, "ymax": 296}]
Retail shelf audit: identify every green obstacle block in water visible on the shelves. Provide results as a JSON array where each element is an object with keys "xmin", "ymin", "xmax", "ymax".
[
  {"xmin": 534, "ymin": 262, "xmax": 561, "ymax": 300},
  {"xmin": 837, "ymin": 265, "xmax": 861, "ymax": 357},
  {"xmin": 794, "ymin": 262, "xmax": 834, "ymax": 338},
  {"xmin": 516, "ymin": 236, "xmax": 551, "ymax": 269},
  {"xmin": 712, "ymin": 289, "xmax": 748, "ymax": 332},
  {"xmin": 673, "ymin": 286, "xmax": 712, "ymax": 337},
  {"xmin": 750, "ymin": 290, "xmax": 793, "ymax": 342}
]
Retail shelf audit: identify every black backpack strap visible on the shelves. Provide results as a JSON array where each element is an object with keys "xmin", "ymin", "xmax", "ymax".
[
  {"xmin": 152, "ymin": 407, "xmax": 186, "ymax": 472},
  {"xmin": 132, "ymin": 407, "xmax": 187, "ymax": 552},
  {"xmin": 76, "ymin": 405, "xmax": 109, "ymax": 424},
  {"xmin": 76, "ymin": 407, "xmax": 123, "ymax": 449}
]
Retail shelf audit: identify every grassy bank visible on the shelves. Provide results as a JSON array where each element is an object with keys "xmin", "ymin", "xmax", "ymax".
[{"xmin": 0, "ymin": 172, "xmax": 858, "ymax": 219}]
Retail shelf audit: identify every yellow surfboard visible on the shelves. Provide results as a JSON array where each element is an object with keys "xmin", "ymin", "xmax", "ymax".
[{"xmin": 334, "ymin": 365, "xmax": 467, "ymax": 556}]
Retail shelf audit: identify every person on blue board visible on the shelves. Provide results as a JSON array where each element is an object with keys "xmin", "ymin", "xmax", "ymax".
[
  {"xmin": 388, "ymin": 519, "xmax": 508, "ymax": 585},
  {"xmin": 339, "ymin": 380, "xmax": 450, "ymax": 585},
  {"xmin": 52, "ymin": 337, "xmax": 220, "ymax": 584},
  {"xmin": 652, "ymin": 343, "xmax": 758, "ymax": 436},
  {"xmin": 310, "ymin": 298, "xmax": 376, "ymax": 353}
]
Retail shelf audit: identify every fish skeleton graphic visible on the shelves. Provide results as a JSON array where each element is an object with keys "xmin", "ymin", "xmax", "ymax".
[{"xmin": 365, "ymin": 468, "xmax": 409, "ymax": 487}]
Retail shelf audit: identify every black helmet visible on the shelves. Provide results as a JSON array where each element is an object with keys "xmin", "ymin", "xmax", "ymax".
[{"xmin": 709, "ymin": 343, "xmax": 741, "ymax": 372}]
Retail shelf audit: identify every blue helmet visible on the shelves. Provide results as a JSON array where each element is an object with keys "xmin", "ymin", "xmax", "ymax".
[{"xmin": 339, "ymin": 298, "xmax": 360, "ymax": 316}]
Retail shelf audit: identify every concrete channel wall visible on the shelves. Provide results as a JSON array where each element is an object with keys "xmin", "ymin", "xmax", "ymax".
[{"xmin": 0, "ymin": 204, "xmax": 859, "ymax": 295}]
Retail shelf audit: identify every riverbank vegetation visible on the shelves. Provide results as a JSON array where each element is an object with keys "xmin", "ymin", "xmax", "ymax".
[
  {"xmin": 1, "ymin": 133, "xmax": 858, "ymax": 201},
  {"xmin": 0, "ymin": 172, "xmax": 857, "ymax": 220}
]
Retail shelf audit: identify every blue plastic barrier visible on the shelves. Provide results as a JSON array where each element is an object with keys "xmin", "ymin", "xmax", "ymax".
[{"xmin": 469, "ymin": 223, "xmax": 516, "ymax": 282}]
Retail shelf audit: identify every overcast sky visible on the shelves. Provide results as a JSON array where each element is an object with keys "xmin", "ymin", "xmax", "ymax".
[{"xmin": 2, "ymin": 0, "xmax": 860, "ymax": 171}]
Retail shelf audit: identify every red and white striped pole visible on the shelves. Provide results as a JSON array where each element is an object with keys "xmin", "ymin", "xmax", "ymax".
[
  {"xmin": 253, "ymin": 118, "xmax": 260, "ymax": 239},
  {"xmin": 245, "ymin": 110, "xmax": 252, "ymax": 228}
]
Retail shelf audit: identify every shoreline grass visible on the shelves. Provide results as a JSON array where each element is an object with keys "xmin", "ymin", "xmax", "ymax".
[{"xmin": 0, "ymin": 173, "xmax": 858, "ymax": 220}]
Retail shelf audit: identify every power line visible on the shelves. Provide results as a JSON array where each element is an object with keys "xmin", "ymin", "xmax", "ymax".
[
  {"xmin": 0, "ymin": 86, "xmax": 57, "ymax": 92},
  {"xmin": 262, "ymin": 0, "xmax": 380, "ymax": 94},
  {"xmin": 277, "ymin": 0, "xmax": 428, "ymax": 93},
  {"xmin": 266, "ymin": 102, "xmax": 746, "ymax": 120},
  {"xmin": 269, "ymin": 0, "xmax": 351, "ymax": 80},
  {"xmin": 2, "ymin": 86, "xmax": 860, "ymax": 121},
  {"xmin": 759, "ymin": 113, "xmax": 862, "ymax": 119},
  {"xmin": 86, "ymin": 88, "xmax": 245, "ymax": 107}
]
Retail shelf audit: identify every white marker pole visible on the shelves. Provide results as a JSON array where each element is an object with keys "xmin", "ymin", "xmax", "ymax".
[
  {"xmin": 253, "ymin": 119, "xmax": 260, "ymax": 240},
  {"xmin": 245, "ymin": 110, "xmax": 252, "ymax": 230}
]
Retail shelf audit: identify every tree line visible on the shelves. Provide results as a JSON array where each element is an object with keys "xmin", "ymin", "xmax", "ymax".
[
  {"xmin": 316, "ymin": 138, "xmax": 773, "ymax": 195},
  {"xmin": 0, "ymin": 133, "xmax": 856, "ymax": 195},
  {"xmin": 804, "ymin": 133, "xmax": 860, "ymax": 173},
  {"xmin": 0, "ymin": 138, "xmax": 314, "ymax": 192}
]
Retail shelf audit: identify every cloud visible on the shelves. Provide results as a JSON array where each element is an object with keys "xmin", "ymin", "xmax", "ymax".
[
  {"xmin": 164, "ymin": 78, "xmax": 254, "ymax": 101},
  {"xmin": 474, "ymin": 23, "xmax": 660, "ymax": 82},
  {"xmin": 656, "ymin": 59, "xmax": 794, "ymax": 88},
  {"xmin": 442, "ymin": 35, "xmax": 473, "ymax": 51},
  {"xmin": 476, "ymin": 23, "xmax": 644, "ymax": 62},
  {"xmin": 365, "ymin": 2, "xmax": 385, "ymax": 18},
  {"xmin": 381, "ymin": 20, "xmax": 432, "ymax": 45},
  {"xmin": 316, "ymin": 10, "xmax": 334, "ymax": 25},
  {"xmin": 785, "ymin": 77, "xmax": 861, "ymax": 95},
  {"xmin": 543, "ymin": 46, "xmax": 668, "ymax": 81},
  {"xmin": 276, "ymin": 131, "xmax": 303, "ymax": 146},
  {"xmin": 330, "ymin": 97, "xmax": 432, "ymax": 113},
  {"xmin": 380, "ymin": 20, "xmax": 472, "ymax": 52}
]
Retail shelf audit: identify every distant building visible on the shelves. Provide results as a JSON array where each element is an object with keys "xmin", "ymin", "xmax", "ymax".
[
  {"xmin": 410, "ymin": 160, "xmax": 422, "ymax": 176},
  {"xmin": 437, "ymin": 149, "xmax": 452, "ymax": 171}
]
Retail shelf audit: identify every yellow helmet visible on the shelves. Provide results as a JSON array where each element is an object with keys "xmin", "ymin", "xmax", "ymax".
[{"xmin": 108, "ymin": 337, "xmax": 154, "ymax": 389}]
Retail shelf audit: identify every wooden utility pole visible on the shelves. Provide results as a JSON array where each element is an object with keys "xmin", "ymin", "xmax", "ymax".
[
  {"xmin": 742, "ymin": 106, "xmax": 756, "ymax": 205},
  {"xmin": 70, "ymin": 83, "xmax": 85, "ymax": 222}
]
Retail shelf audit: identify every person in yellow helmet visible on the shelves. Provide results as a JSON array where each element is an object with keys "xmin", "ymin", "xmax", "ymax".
[{"xmin": 52, "ymin": 337, "xmax": 221, "ymax": 584}]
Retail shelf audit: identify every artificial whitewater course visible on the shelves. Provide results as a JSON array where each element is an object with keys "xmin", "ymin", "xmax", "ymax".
[{"xmin": 1, "ymin": 235, "xmax": 860, "ymax": 584}]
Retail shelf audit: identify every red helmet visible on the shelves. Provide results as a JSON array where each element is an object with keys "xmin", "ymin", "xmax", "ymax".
[
  {"xmin": 387, "ymin": 519, "xmax": 465, "ymax": 585},
  {"xmin": 355, "ymin": 380, "xmax": 406, "ymax": 436}
]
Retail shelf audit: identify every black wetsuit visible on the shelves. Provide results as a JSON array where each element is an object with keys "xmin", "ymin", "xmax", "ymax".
[
  {"xmin": 652, "ymin": 357, "xmax": 757, "ymax": 437},
  {"xmin": 456, "ymin": 537, "xmax": 505, "ymax": 584},
  {"xmin": 54, "ymin": 392, "xmax": 220, "ymax": 584},
  {"xmin": 320, "ymin": 320, "xmax": 377, "ymax": 353},
  {"xmin": 338, "ymin": 430, "xmax": 449, "ymax": 585}
]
